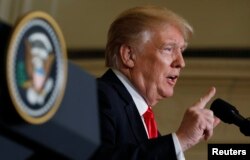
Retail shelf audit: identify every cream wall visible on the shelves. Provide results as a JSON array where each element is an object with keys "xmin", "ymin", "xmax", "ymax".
[
  {"xmin": 0, "ymin": 0, "xmax": 250, "ymax": 48},
  {"xmin": 57, "ymin": 0, "xmax": 250, "ymax": 49}
]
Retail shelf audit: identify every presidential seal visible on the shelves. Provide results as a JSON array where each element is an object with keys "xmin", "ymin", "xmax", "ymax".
[{"xmin": 6, "ymin": 11, "xmax": 67, "ymax": 124}]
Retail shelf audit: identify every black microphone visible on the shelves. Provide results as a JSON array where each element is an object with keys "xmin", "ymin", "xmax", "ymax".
[{"xmin": 210, "ymin": 98, "xmax": 250, "ymax": 136}]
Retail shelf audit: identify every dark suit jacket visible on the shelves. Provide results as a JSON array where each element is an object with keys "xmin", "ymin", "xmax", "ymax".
[{"xmin": 91, "ymin": 69, "xmax": 177, "ymax": 160}]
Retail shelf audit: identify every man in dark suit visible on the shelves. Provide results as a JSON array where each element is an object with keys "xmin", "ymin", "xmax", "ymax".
[{"xmin": 92, "ymin": 5, "xmax": 220, "ymax": 160}]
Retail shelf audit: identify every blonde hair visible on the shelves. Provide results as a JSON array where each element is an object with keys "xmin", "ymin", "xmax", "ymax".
[{"xmin": 105, "ymin": 5, "xmax": 193, "ymax": 68}]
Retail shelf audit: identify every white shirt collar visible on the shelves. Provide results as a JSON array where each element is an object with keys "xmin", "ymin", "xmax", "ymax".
[{"xmin": 112, "ymin": 69, "xmax": 148, "ymax": 116}]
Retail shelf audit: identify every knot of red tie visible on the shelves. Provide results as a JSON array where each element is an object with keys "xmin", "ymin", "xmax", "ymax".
[{"xmin": 143, "ymin": 107, "xmax": 158, "ymax": 139}]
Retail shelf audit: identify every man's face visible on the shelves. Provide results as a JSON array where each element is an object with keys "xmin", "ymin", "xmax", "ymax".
[{"xmin": 130, "ymin": 25, "xmax": 186, "ymax": 106}]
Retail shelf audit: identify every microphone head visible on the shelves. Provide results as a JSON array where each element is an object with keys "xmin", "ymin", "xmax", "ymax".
[{"xmin": 210, "ymin": 98, "xmax": 239, "ymax": 124}]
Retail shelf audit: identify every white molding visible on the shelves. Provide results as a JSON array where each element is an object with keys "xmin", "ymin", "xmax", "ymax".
[
  {"xmin": 21, "ymin": 0, "xmax": 33, "ymax": 15},
  {"xmin": 9, "ymin": 0, "xmax": 23, "ymax": 24},
  {"xmin": 0, "ymin": 0, "xmax": 13, "ymax": 23},
  {"xmin": 50, "ymin": 0, "xmax": 58, "ymax": 18}
]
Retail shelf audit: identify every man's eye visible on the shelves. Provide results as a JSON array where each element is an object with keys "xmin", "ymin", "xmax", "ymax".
[{"xmin": 163, "ymin": 47, "xmax": 173, "ymax": 53}]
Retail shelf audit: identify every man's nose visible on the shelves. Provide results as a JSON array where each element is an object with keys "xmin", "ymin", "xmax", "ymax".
[{"xmin": 171, "ymin": 52, "xmax": 185, "ymax": 68}]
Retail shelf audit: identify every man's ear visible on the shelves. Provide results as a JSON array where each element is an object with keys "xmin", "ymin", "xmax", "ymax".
[{"xmin": 119, "ymin": 44, "xmax": 135, "ymax": 68}]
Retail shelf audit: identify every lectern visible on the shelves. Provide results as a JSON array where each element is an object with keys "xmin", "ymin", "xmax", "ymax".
[{"xmin": 0, "ymin": 12, "xmax": 100, "ymax": 160}]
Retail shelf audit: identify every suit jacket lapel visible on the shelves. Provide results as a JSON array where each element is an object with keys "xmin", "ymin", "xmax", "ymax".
[
  {"xmin": 124, "ymin": 103, "xmax": 148, "ymax": 142},
  {"xmin": 101, "ymin": 69, "xmax": 148, "ymax": 143}
]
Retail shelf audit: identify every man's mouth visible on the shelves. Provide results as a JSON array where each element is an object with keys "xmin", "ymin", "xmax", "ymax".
[{"xmin": 167, "ymin": 75, "xmax": 178, "ymax": 85}]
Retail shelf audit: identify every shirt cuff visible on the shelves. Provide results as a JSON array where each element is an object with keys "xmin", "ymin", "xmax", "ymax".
[{"xmin": 172, "ymin": 133, "xmax": 185, "ymax": 160}]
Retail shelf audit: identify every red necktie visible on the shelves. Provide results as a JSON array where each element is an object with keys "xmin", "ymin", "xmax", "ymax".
[{"xmin": 143, "ymin": 106, "xmax": 158, "ymax": 139}]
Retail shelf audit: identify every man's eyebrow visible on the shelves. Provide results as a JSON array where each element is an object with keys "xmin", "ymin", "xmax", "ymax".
[
  {"xmin": 161, "ymin": 42, "xmax": 187, "ymax": 48},
  {"xmin": 159, "ymin": 42, "xmax": 176, "ymax": 48}
]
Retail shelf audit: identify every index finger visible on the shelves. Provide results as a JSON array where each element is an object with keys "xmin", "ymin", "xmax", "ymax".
[{"xmin": 197, "ymin": 87, "xmax": 216, "ymax": 108}]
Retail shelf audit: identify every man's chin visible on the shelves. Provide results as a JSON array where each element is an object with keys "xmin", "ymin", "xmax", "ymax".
[{"xmin": 162, "ymin": 89, "xmax": 174, "ymax": 98}]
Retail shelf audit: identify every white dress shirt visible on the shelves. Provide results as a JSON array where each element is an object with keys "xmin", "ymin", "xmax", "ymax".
[{"xmin": 113, "ymin": 69, "xmax": 185, "ymax": 160}]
